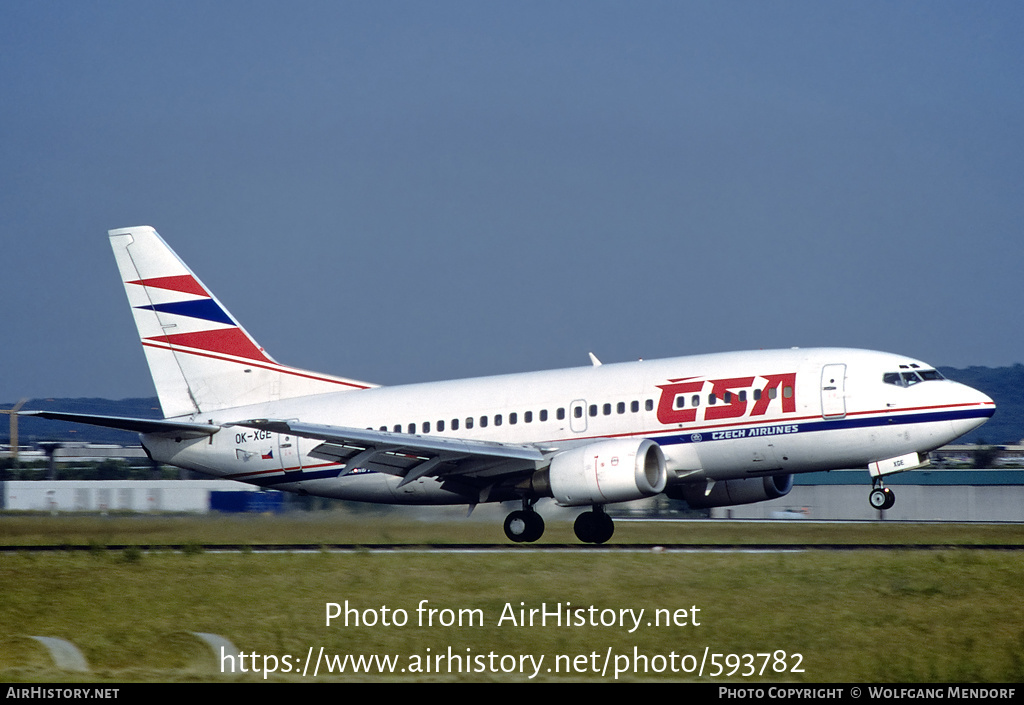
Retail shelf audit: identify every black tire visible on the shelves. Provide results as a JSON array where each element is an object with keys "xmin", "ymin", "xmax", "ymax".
[
  {"xmin": 522, "ymin": 511, "xmax": 545, "ymax": 542},
  {"xmin": 881, "ymin": 487, "xmax": 896, "ymax": 510},
  {"xmin": 504, "ymin": 511, "xmax": 530, "ymax": 542},
  {"xmin": 574, "ymin": 511, "xmax": 615, "ymax": 544},
  {"xmin": 592, "ymin": 511, "xmax": 614, "ymax": 544},
  {"xmin": 574, "ymin": 512, "xmax": 596, "ymax": 543},
  {"xmin": 869, "ymin": 488, "xmax": 888, "ymax": 509},
  {"xmin": 504, "ymin": 510, "xmax": 545, "ymax": 542}
]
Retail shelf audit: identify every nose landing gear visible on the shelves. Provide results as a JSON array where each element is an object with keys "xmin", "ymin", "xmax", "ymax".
[{"xmin": 869, "ymin": 480, "xmax": 896, "ymax": 510}]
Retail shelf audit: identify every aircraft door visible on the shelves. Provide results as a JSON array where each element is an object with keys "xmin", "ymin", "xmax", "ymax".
[
  {"xmin": 570, "ymin": 399, "xmax": 588, "ymax": 433},
  {"xmin": 820, "ymin": 364, "xmax": 847, "ymax": 419},
  {"xmin": 278, "ymin": 434, "xmax": 303, "ymax": 475}
]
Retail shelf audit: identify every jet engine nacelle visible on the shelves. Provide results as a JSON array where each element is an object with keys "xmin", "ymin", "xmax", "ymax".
[
  {"xmin": 544, "ymin": 438, "xmax": 667, "ymax": 506},
  {"xmin": 666, "ymin": 473, "xmax": 794, "ymax": 509}
]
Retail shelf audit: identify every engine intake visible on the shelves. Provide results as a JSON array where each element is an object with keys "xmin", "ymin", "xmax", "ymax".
[{"xmin": 540, "ymin": 438, "xmax": 667, "ymax": 506}]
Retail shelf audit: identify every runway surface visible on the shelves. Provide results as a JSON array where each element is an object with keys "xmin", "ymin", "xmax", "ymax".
[{"xmin": 3, "ymin": 542, "xmax": 1024, "ymax": 553}]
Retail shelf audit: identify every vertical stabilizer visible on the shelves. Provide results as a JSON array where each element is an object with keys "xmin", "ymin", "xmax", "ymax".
[{"xmin": 109, "ymin": 226, "xmax": 374, "ymax": 417}]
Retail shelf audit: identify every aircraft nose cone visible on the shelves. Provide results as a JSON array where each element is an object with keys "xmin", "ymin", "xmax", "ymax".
[
  {"xmin": 950, "ymin": 382, "xmax": 995, "ymax": 439},
  {"xmin": 970, "ymin": 385, "xmax": 995, "ymax": 414}
]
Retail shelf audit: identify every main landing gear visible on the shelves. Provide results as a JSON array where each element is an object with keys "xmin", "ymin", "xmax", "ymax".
[
  {"xmin": 501, "ymin": 503, "xmax": 615, "ymax": 544},
  {"xmin": 503, "ymin": 503, "xmax": 545, "ymax": 543},
  {"xmin": 869, "ymin": 479, "xmax": 896, "ymax": 511},
  {"xmin": 574, "ymin": 506, "xmax": 614, "ymax": 544}
]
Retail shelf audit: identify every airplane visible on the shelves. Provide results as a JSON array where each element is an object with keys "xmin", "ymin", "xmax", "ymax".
[{"xmin": 27, "ymin": 226, "xmax": 996, "ymax": 543}]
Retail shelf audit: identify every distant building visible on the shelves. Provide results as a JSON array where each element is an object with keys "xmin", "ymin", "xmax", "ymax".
[
  {"xmin": 1, "ymin": 443, "xmax": 149, "ymax": 463},
  {"xmin": 929, "ymin": 443, "xmax": 1024, "ymax": 467},
  {"xmin": 0, "ymin": 480, "xmax": 282, "ymax": 513},
  {"xmin": 712, "ymin": 468, "xmax": 1024, "ymax": 522}
]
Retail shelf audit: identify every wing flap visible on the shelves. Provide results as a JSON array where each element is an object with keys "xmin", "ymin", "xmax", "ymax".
[{"xmin": 238, "ymin": 419, "xmax": 544, "ymax": 481}]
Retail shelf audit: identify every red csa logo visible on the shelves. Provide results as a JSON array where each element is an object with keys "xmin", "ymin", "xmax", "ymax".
[{"xmin": 656, "ymin": 373, "xmax": 797, "ymax": 425}]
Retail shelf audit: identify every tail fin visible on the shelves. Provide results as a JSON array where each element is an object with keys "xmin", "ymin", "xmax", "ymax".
[{"xmin": 109, "ymin": 226, "xmax": 374, "ymax": 418}]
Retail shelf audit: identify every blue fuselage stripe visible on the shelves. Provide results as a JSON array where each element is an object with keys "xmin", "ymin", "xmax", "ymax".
[{"xmin": 649, "ymin": 406, "xmax": 993, "ymax": 447}]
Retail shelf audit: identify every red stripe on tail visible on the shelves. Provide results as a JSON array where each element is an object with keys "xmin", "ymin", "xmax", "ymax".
[
  {"xmin": 147, "ymin": 328, "xmax": 271, "ymax": 363},
  {"xmin": 127, "ymin": 275, "xmax": 209, "ymax": 297}
]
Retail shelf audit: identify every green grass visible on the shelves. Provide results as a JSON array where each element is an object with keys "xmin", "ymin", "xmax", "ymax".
[
  {"xmin": 1, "ymin": 510, "xmax": 1023, "ymax": 546},
  {"xmin": 1, "ymin": 514, "xmax": 1023, "ymax": 682}
]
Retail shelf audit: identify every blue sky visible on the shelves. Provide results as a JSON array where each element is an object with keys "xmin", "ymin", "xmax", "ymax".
[{"xmin": 2, "ymin": 1, "xmax": 1022, "ymax": 403}]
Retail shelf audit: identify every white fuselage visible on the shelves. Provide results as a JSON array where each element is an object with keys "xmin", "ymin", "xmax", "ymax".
[{"xmin": 140, "ymin": 347, "xmax": 994, "ymax": 506}]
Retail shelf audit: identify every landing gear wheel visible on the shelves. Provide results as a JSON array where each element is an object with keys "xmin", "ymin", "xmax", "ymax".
[
  {"xmin": 503, "ymin": 510, "xmax": 544, "ymax": 542},
  {"xmin": 573, "ymin": 512, "xmax": 596, "ymax": 543},
  {"xmin": 869, "ymin": 487, "xmax": 895, "ymax": 510},
  {"xmin": 881, "ymin": 487, "xmax": 895, "ymax": 510},
  {"xmin": 869, "ymin": 488, "xmax": 886, "ymax": 509},
  {"xmin": 574, "ymin": 510, "xmax": 615, "ymax": 544}
]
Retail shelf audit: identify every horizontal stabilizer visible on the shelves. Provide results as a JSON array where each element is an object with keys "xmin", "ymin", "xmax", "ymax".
[{"xmin": 21, "ymin": 411, "xmax": 219, "ymax": 438}]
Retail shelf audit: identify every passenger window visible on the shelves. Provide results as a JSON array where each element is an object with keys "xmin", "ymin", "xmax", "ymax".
[
  {"xmin": 631, "ymin": 401, "xmax": 639, "ymax": 413},
  {"xmin": 675, "ymin": 396, "xmax": 686, "ymax": 409},
  {"xmin": 692, "ymin": 395, "xmax": 700, "ymax": 407},
  {"xmin": 408, "ymin": 423, "xmax": 416, "ymax": 434},
  {"xmin": 724, "ymin": 391, "xmax": 732, "ymax": 403},
  {"xmin": 589, "ymin": 405, "xmax": 597, "ymax": 417},
  {"xmin": 768, "ymin": 388, "xmax": 778, "ymax": 400},
  {"xmin": 783, "ymin": 386, "xmax": 794, "ymax": 398},
  {"xmin": 708, "ymin": 394, "xmax": 717, "ymax": 405},
  {"xmin": 617, "ymin": 402, "xmax": 625, "ymax": 414},
  {"xmin": 465, "ymin": 417, "xmax": 474, "ymax": 429},
  {"xmin": 494, "ymin": 414, "xmax": 502, "ymax": 426},
  {"xmin": 525, "ymin": 411, "xmax": 533, "ymax": 423},
  {"xmin": 452, "ymin": 418, "xmax": 459, "ymax": 431},
  {"xmin": 423, "ymin": 421, "xmax": 430, "ymax": 433},
  {"xmin": 393, "ymin": 424, "xmax": 401, "ymax": 433},
  {"xmin": 509, "ymin": 412, "xmax": 517, "ymax": 425},
  {"xmin": 480, "ymin": 416, "xmax": 488, "ymax": 428},
  {"xmin": 645, "ymin": 399, "xmax": 653, "ymax": 411},
  {"xmin": 739, "ymin": 390, "xmax": 747, "ymax": 402},
  {"xmin": 753, "ymin": 389, "xmax": 761, "ymax": 401},
  {"xmin": 574, "ymin": 406, "xmax": 583, "ymax": 419},
  {"xmin": 543, "ymin": 409, "xmax": 551, "ymax": 422},
  {"xmin": 379, "ymin": 426, "xmax": 387, "ymax": 432},
  {"xmin": 437, "ymin": 420, "xmax": 445, "ymax": 432},
  {"xmin": 603, "ymin": 403, "xmax": 611, "ymax": 415}
]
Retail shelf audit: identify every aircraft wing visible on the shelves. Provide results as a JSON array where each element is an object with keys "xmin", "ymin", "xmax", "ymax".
[
  {"xmin": 20, "ymin": 411, "xmax": 220, "ymax": 439},
  {"xmin": 237, "ymin": 418, "xmax": 547, "ymax": 488}
]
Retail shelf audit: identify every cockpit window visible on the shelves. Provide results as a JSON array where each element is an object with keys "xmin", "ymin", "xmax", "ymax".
[
  {"xmin": 883, "ymin": 368, "xmax": 944, "ymax": 387},
  {"xmin": 901, "ymin": 372, "xmax": 922, "ymax": 386}
]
